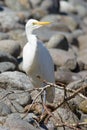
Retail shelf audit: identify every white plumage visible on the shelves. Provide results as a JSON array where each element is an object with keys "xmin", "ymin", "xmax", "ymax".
[{"xmin": 22, "ymin": 19, "xmax": 55, "ymax": 103}]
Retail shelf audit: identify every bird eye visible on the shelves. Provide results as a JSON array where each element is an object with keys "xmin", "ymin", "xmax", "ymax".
[{"xmin": 32, "ymin": 22, "xmax": 36, "ymax": 25}]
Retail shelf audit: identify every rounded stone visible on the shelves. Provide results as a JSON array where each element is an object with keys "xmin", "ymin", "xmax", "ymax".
[
  {"xmin": 0, "ymin": 102, "xmax": 11, "ymax": 116},
  {"xmin": 79, "ymin": 100, "xmax": 87, "ymax": 114},
  {"xmin": 46, "ymin": 34, "xmax": 69, "ymax": 50},
  {"xmin": 0, "ymin": 40, "xmax": 21, "ymax": 58},
  {"xmin": 0, "ymin": 71, "xmax": 34, "ymax": 90},
  {"xmin": 0, "ymin": 62, "xmax": 16, "ymax": 73}
]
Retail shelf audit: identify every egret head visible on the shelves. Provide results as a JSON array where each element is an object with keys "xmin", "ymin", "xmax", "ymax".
[{"xmin": 25, "ymin": 19, "xmax": 51, "ymax": 34}]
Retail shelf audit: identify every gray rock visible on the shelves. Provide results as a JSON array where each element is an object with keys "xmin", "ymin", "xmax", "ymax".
[
  {"xmin": 41, "ymin": 14, "xmax": 70, "ymax": 32},
  {"xmin": 4, "ymin": 113, "xmax": 40, "ymax": 130},
  {"xmin": 0, "ymin": 126, "xmax": 10, "ymax": 130},
  {"xmin": 34, "ymin": 26, "xmax": 58, "ymax": 42},
  {"xmin": 55, "ymin": 69, "xmax": 82, "ymax": 84},
  {"xmin": 8, "ymin": 90, "xmax": 32, "ymax": 106},
  {"xmin": 60, "ymin": 0, "xmax": 76, "ymax": 13},
  {"xmin": 0, "ymin": 102, "xmax": 11, "ymax": 116},
  {"xmin": 0, "ymin": 7, "xmax": 23, "ymax": 31},
  {"xmin": 0, "ymin": 71, "xmax": 34, "ymax": 90},
  {"xmin": 78, "ymin": 34, "xmax": 87, "ymax": 50},
  {"xmin": 67, "ymin": 78, "xmax": 87, "ymax": 90},
  {"xmin": 41, "ymin": 14, "xmax": 79, "ymax": 31},
  {"xmin": 0, "ymin": 62, "xmax": 16, "ymax": 73},
  {"xmin": 10, "ymin": 101, "xmax": 24, "ymax": 113},
  {"xmin": 46, "ymin": 121, "xmax": 55, "ymax": 130},
  {"xmin": 46, "ymin": 34, "xmax": 69, "ymax": 50},
  {"xmin": 0, "ymin": 51, "xmax": 17, "ymax": 65},
  {"xmin": 24, "ymin": 113, "xmax": 37, "ymax": 123},
  {"xmin": 5, "ymin": 0, "xmax": 31, "ymax": 11},
  {"xmin": 54, "ymin": 88, "xmax": 64, "ymax": 103},
  {"xmin": 78, "ymin": 53, "xmax": 87, "ymax": 65},
  {"xmin": 0, "ymin": 33, "xmax": 9, "ymax": 40},
  {"xmin": 8, "ymin": 29, "xmax": 27, "ymax": 48},
  {"xmin": 41, "ymin": 0, "xmax": 60, "ymax": 13},
  {"xmin": 53, "ymin": 108, "xmax": 78, "ymax": 130},
  {"xmin": 29, "ymin": 0, "xmax": 41, "ymax": 7},
  {"xmin": 78, "ymin": 71, "xmax": 87, "ymax": 79},
  {"xmin": 49, "ymin": 48, "xmax": 77, "ymax": 70},
  {"xmin": 0, "ymin": 40, "xmax": 21, "ymax": 58}
]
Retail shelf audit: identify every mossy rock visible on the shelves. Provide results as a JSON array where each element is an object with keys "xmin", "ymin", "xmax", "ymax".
[{"xmin": 79, "ymin": 100, "xmax": 87, "ymax": 113}]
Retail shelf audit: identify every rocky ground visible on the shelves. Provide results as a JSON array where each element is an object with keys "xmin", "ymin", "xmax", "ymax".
[{"xmin": 0, "ymin": 0, "xmax": 87, "ymax": 130}]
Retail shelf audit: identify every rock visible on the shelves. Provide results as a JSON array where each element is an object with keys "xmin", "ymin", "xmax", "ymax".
[
  {"xmin": 0, "ymin": 32, "xmax": 9, "ymax": 40},
  {"xmin": 41, "ymin": 14, "xmax": 71, "ymax": 32},
  {"xmin": 0, "ymin": 51, "xmax": 18, "ymax": 65},
  {"xmin": 46, "ymin": 34, "xmax": 69, "ymax": 50},
  {"xmin": 4, "ymin": 113, "xmax": 40, "ymax": 130},
  {"xmin": 5, "ymin": 0, "xmax": 31, "ymax": 11},
  {"xmin": 41, "ymin": 0, "xmax": 60, "ymax": 14},
  {"xmin": 0, "ymin": 7, "xmax": 21, "ymax": 31},
  {"xmin": 54, "ymin": 88, "xmax": 64, "ymax": 103},
  {"xmin": 41, "ymin": 14, "xmax": 79, "ymax": 31},
  {"xmin": 78, "ymin": 43, "xmax": 87, "ymax": 65},
  {"xmin": 78, "ymin": 34, "xmax": 87, "ymax": 50},
  {"xmin": 0, "ymin": 62, "xmax": 16, "ymax": 73},
  {"xmin": 46, "ymin": 121, "xmax": 55, "ymax": 130},
  {"xmin": 74, "ymin": 60, "xmax": 85, "ymax": 72},
  {"xmin": 55, "ymin": 69, "xmax": 82, "ymax": 84},
  {"xmin": 49, "ymin": 48, "xmax": 77, "ymax": 70},
  {"xmin": 0, "ymin": 102, "xmax": 11, "ymax": 116},
  {"xmin": 0, "ymin": 91, "xmax": 25, "ymax": 113},
  {"xmin": 8, "ymin": 90, "xmax": 32, "ymax": 106},
  {"xmin": 24, "ymin": 113, "xmax": 37, "ymax": 123},
  {"xmin": 75, "ymin": 5, "xmax": 87, "ymax": 17},
  {"xmin": 78, "ymin": 53, "xmax": 87, "ymax": 65},
  {"xmin": 7, "ymin": 29, "xmax": 27, "ymax": 48},
  {"xmin": 0, "ymin": 40, "xmax": 21, "ymax": 58},
  {"xmin": 78, "ymin": 71, "xmax": 87, "ymax": 78},
  {"xmin": 34, "ymin": 26, "xmax": 58, "ymax": 42},
  {"xmin": 29, "ymin": 0, "xmax": 41, "ymax": 8},
  {"xmin": 10, "ymin": 101, "xmax": 24, "ymax": 113},
  {"xmin": 0, "ymin": 126, "xmax": 10, "ymax": 130},
  {"xmin": 67, "ymin": 78, "xmax": 87, "ymax": 90},
  {"xmin": 53, "ymin": 108, "xmax": 78, "ymax": 129},
  {"xmin": 79, "ymin": 100, "xmax": 87, "ymax": 114},
  {"xmin": 0, "ymin": 71, "xmax": 34, "ymax": 90},
  {"xmin": 60, "ymin": 0, "xmax": 76, "ymax": 13}
]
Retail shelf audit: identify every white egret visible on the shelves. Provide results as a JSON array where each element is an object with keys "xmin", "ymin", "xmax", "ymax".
[{"xmin": 22, "ymin": 19, "xmax": 55, "ymax": 103}]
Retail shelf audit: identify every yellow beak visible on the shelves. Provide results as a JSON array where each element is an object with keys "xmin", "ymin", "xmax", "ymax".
[{"xmin": 33, "ymin": 21, "xmax": 51, "ymax": 26}]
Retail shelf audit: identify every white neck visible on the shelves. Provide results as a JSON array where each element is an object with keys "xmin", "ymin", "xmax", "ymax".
[{"xmin": 25, "ymin": 27, "xmax": 37, "ymax": 42}]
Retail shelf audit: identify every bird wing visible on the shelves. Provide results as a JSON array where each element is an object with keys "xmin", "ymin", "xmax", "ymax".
[
  {"xmin": 37, "ymin": 40, "xmax": 55, "ymax": 103},
  {"xmin": 37, "ymin": 40, "xmax": 55, "ymax": 83}
]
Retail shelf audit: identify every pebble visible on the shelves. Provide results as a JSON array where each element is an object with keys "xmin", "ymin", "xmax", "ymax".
[
  {"xmin": 8, "ymin": 29, "xmax": 27, "ymax": 48},
  {"xmin": 8, "ymin": 90, "xmax": 32, "ymax": 106},
  {"xmin": 5, "ymin": 0, "xmax": 31, "ymax": 11},
  {"xmin": 79, "ymin": 100, "xmax": 87, "ymax": 114},
  {"xmin": 0, "ymin": 7, "xmax": 21, "ymax": 31},
  {"xmin": 41, "ymin": 14, "xmax": 79, "ymax": 31},
  {"xmin": 49, "ymin": 48, "xmax": 77, "ymax": 70},
  {"xmin": 0, "ymin": 51, "xmax": 18, "ymax": 65},
  {"xmin": 55, "ymin": 69, "xmax": 82, "ymax": 84},
  {"xmin": 46, "ymin": 34, "xmax": 69, "ymax": 50},
  {"xmin": 0, "ymin": 71, "xmax": 34, "ymax": 90},
  {"xmin": 4, "ymin": 113, "xmax": 40, "ymax": 130},
  {"xmin": 0, "ymin": 102, "xmax": 11, "ymax": 116},
  {"xmin": 0, "ymin": 62, "xmax": 16, "ymax": 73},
  {"xmin": 0, "ymin": 126, "xmax": 10, "ymax": 130},
  {"xmin": 0, "ymin": 40, "xmax": 21, "ymax": 58},
  {"xmin": 60, "ymin": 0, "xmax": 76, "ymax": 13}
]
